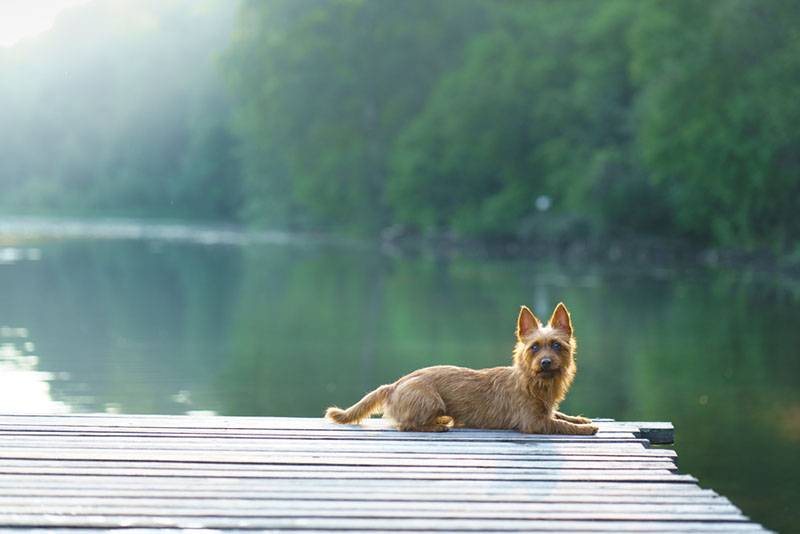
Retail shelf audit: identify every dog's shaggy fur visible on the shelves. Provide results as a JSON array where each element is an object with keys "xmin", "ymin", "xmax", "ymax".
[{"xmin": 325, "ymin": 303, "xmax": 597, "ymax": 434}]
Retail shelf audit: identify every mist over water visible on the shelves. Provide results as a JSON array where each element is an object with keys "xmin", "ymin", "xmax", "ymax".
[{"xmin": 0, "ymin": 227, "xmax": 797, "ymax": 531}]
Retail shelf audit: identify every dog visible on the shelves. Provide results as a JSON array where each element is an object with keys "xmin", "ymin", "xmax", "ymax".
[{"xmin": 325, "ymin": 303, "xmax": 598, "ymax": 434}]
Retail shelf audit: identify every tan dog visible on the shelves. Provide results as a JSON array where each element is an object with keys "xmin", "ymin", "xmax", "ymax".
[{"xmin": 326, "ymin": 303, "xmax": 598, "ymax": 434}]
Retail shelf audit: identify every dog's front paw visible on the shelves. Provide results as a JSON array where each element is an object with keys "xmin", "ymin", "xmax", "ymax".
[
  {"xmin": 585, "ymin": 424, "xmax": 599, "ymax": 435},
  {"xmin": 574, "ymin": 416, "xmax": 592, "ymax": 424}
]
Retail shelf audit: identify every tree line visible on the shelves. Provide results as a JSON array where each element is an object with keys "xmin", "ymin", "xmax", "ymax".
[{"xmin": 1, "ymin": 0, "xmax": 798, "ymax": 253}]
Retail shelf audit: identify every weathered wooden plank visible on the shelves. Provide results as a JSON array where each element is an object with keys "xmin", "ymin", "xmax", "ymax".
[
  {"xmin": 0, "ymin": 436, "xmax": 672, "ymax": 456},
  {"xmin": 0, "ymin": 458, "xmax": 688, "ymax": 476},
  {"xmin": 0, "ymin": 458, "xmax": 681, "ymax": 473},
  {"xmin": 0, "ymin": 487, "xmax": 728, "ymax": 504},
  {"xmin": 0, "ymin": 515, "xmax": 768, "ymax": 531},
  {"xmin": 0, "ymin": 430, "xmax": 664, "ymax": 444},
  {"xmin": 0, "ymin": 433, "xmax": 648, "ymax": 451},
  {"xmin": 0, "ymin": 416, "xmax": 673, "ymax": 443},
  {"xmin": 0, "ymin": 508, "xmax": 751, "ymax": 522},
  {"xmin": 0, "ymin": 437, "xmax": 658, "ymax": 456},
  {"xmin": 3, "ymin": 528, "xmax": 769, "ymax": 534},
  {"xmin": 0, "ymin": 465, "xmax": 695, "ymax": 482},
  {"xmin": 5, "ymin": 528, "xmax": 768, "ymax": 534},
  {"xmin": 0, "ymin": 416, "xmax": 639, "ymax": 435},
  {"xmin": 0, "ymin": 497, "xmax": 747, "ymax": 515},
  {"xmin": 0, "ymin": 475, "xmax": 713, "ymax": 493},
  {"xmin": 0, "ymin": 439, "xmax": 677, "ymax": 459},
  {"xmin": 0, "ymin": 423, "xmax": 635, "ymax": 436},
  {"xmin": 0, "ymin": 425, "xmax": 643, "ymax": 442},
  {"xmin": 0, "ymin": 449, "xmax": 676, "ymax": 470},
  {"xmin": 0, "ymin": 414, "xmax": 621, "ymax": 428},
  {"xmin": 0, "ymin": 417, "xmax": 621, "ymax": 426},
  {"xmin": 0, "ymin": 414, "xmax": 668, "ymax": 436},
  {"xmin": 0, "ymin": 424, "xmax": 640, "ymax": 439},
  {"xmin": 0, "ymin": 416, "xmax": 625, "ymax": 429}
]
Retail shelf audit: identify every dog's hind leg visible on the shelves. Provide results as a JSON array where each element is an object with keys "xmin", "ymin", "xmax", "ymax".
[{"xmin": 386, "ymin": 378, "xmax": 449, "ymax": 432}]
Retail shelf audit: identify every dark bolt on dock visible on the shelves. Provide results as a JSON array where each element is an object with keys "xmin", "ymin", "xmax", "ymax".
[{"xmin": 0, "ymin": 414, "xmax": 770, "ymax": 532}]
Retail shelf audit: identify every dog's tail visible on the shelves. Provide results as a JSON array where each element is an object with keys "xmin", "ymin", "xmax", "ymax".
[{"xmin": 325, "ymin": 384, "xmax": 393, "ymax": 424}]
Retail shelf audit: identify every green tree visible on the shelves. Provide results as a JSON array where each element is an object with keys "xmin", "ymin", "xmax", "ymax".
[
  {"xmin": 225, "ymin": 0, "xmax": 488, "ymax": 233},
  {"xmin": 388, "ymin": 1, "xmax": 667, "ymax": 241},
  {"xmin": 632, "ymin": 0, "xmax": 800, "ymax": 249}
]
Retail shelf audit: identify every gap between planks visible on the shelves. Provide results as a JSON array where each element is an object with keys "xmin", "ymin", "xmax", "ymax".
[{"xmin": 0, "ymin": 415, "xmax": 675, "ymax": 444}]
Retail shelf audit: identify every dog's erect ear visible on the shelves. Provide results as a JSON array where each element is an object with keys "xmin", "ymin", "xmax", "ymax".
[
  {"xmin": 549, "ymin": 302, "xmax": 573, "ymax": 337},
  {"xmin": 516, "ymin": 306, "xmax": 541, "ymax": 340}
]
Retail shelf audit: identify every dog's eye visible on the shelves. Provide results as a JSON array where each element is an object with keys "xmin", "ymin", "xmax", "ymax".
[
  {"xmin": 551, "ymin": 341, "xmax": 561, "ymax": 351},
  {"xmin": 530, "ymin": 343, "xmax": 540, "ymax": 353}
]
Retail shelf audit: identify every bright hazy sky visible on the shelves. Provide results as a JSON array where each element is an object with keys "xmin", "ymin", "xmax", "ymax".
[{"xmin": 0, "ymin": 0, "xmax": 91, "ymax": 47}]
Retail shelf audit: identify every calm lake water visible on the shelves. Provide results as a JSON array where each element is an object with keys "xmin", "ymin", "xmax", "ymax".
[{"xmin": 0, "ymin": 220, "xmax": 797, "ymax": 532}]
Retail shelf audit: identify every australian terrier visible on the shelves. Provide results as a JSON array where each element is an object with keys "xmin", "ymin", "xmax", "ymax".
[{"xmin": 326, "ymin": 303, "xmax": 598, "ymax": 434}]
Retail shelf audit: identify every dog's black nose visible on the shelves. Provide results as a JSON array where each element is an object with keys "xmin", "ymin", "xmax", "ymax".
[{"xmin": 540, "ymin": 358, "xmax": 552, "ymax": 370}]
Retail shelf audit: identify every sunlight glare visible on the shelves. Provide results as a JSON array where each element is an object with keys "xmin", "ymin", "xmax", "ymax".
[
  {"xmin": 0, "ymin": 0, "xmax": 91, "ymax": 48},
  {"xmin": 0, "ymin": 339, "xmax": 71, "ymax": 413}
]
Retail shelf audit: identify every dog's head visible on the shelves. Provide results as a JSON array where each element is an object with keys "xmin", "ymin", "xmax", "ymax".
[{"xmin": 513, "ymin": 303, "xmax": 576, "ymax": 382}]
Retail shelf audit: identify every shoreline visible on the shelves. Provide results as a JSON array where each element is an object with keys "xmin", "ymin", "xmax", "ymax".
[{"xmin": 1, "ymin": 214, "xmax": 798, "ymax": 278}]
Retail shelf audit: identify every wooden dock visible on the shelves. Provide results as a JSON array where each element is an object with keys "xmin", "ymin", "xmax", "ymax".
[{"xmin": 0, "ymin": 414, "xmax": 769, "ymax": 532}]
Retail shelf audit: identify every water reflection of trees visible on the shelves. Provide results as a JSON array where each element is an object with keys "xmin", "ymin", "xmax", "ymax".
[{"xmin": 0, "ymin": 240, "xmax": 241, "ymax": 413}]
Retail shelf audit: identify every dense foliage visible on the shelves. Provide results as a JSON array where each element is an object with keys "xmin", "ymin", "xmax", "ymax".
[
  {"xmin": 224, "ymin": 0, "xmax": 488, "ymax": 232},
  {"xmin": 1, "ymin": 0, "xmax": 799, "ymax": 251}
]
